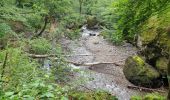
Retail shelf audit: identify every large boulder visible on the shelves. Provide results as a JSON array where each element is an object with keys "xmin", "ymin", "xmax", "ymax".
[
  {"xmin": 123, "ymin": 56, "xmax": 162, "ymax": 88},
  {"xmin": 156, "ymin": 57, "xmax": 169, "ymax": 76},
  {"xmin": 86, "ymin": 16, "xmax": 98, "ymax": 29}
]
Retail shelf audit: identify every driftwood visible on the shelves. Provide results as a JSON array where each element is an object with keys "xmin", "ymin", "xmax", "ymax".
[
  {"xmin": 127, "ymin": 85, "xmax": 166, "ymax": 93},
  {"xmin": 67, "ymin": 61, "xmax": 123, "ymax": 66},
  {"xmin": 28, "ymin": 54, "xmax": 117, "ymax": 58},
  {"xmin": 28, "ymin": 54, "xmax": 124, "ymax": 66},
  {"xmin": 28, "ymin": 54, "xmax": 57, "ymax": 58}
]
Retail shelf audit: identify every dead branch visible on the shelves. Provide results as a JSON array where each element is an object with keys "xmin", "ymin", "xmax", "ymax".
[
  {"xmin": 1, "ymin": 52, "xmax": 8, "ymax": 79},
  {"xmin": 127, "ymin": 85, "xmax": 166, "ymax": 93},
  {"xmin": 28, "ymin": 54, "xmax": 57, "ymax": 58},
  {"xmin": 28, "ymin": 54, "xmax": 124, "ymax": 66},
  {"xmin": 28, "ymin": 54, "xmax": 118, "ymax": 58},
  {"xmin": 68, "ymin": 61, "xmax": 123, "ymax": 66}
]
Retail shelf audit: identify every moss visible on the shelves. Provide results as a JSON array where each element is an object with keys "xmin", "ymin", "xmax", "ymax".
[
  {"xmin": 87, "ymin": 16, "xmax": 98, "ymax": 29},
  {"xmin": 140, "ymin": 15, "xmax": 159, "ymax": 45},
  {"xmin": 139, "ymin": 5, "xmax": 170, "ymax": 55},
  {"xmin": 131, "ymin": 93, "xmax": 166, "ymax": 100},
  {"xmin": 124, "ymin": 56, "xmax": 161, "ymax": 88},
  {"xmin": 69, "ymin": 91, "xmax": 117, "ymax": 100},
  {"xmin": 156, "ymin": 57, "xmax": 168, "ymax": 76},
  {"xmin": 132, "ymin": 56, "xmax": 145, "ymax": 66}
]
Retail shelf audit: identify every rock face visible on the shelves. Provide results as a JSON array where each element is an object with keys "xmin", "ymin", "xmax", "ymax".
[
  {"xmin": 123, "ymin": 4, "xmax": 170, "ymax": 89},
  {"xmin": 137, "ymin": 6, "xmax": 170, "ymax": 58},
  {"xmin": 123, "ymin": 56, "xmax": 162, "ymax": 88}
]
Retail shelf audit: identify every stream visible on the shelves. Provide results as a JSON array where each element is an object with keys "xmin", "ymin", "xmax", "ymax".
[{"xmin": 59, "ymin": 26, "xmax": 146, "ymax": 100}]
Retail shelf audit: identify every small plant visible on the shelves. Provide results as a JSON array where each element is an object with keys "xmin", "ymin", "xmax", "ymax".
[
  {"xmin": 0, "ymin": 23, "xmax": 12, "ymax": 38},
  {"xmin": 101, "ymin": 27, "xmax": 123, "ymax": 45},
  {"xmin": 65, "ymin": 29, "xmax": 81, "ymax": 40},
  {"xmin": 29, "ymin": 38, "xmax": 52, "ymax": 54},
  {"xmin": 69, "ymin": 90, "xmax": 118, "ymax": 100},
  {"xmin": 131, "ymin": 93, "xmax": 166, "ymax": 100}
]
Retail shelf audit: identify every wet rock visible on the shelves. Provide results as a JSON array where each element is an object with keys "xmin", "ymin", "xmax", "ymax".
[
  {"xmin": 87, "ymin": 16, "xmax": 98, "ymax": 29},
  {"xmin": 156, "ymin": 57, "xmax": 169, "ymax": 76},
  {"xmin": 123, "ymin": 56, "xmax": 162, "ymax": 88},
  {"xmin": 89, "ymin": 33, "xmax": 96, "ymax": 36}
]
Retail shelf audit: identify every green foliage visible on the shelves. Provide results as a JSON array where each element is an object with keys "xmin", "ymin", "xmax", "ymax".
[
  {"xmin": 70, "ymin": 90, "xmax": 118, "ymax": 100},
  {"xmin": 131, "ymin": 93, "xmax": 166, "ymax": 100},
  {"xmin": 112, "ymin": 0, "xmax": 170, "ymax": 41},
  {"xmin": 101, "ymin": 28, "xmax": 123, "ymax": 45},
  {"xmin": 0, "ymin": 47, "xmax": 71, "ymax": 100},
  {"xmin": 0, "ymin": 23, "xmax": 12, "ymax": 38},
  {"xmin": 29, "ymin": 38, "xmax": 52, "ymax": 54},
  {"xmin": 65, "ymin": 29, "xmax": 81, "ymax": 40},
  {"xmin": 0, "ymin": 48, "xmax": 40, "ymax": 91}
]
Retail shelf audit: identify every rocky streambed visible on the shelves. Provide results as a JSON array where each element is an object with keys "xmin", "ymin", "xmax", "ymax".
[{"xmin": 59, "ymin": 27, "xmax": 166, "ymax": 100}]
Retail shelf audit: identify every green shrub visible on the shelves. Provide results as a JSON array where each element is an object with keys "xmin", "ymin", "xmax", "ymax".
[
  {"xmin": 29, "ymin": 38, "xmax": 52, "ymax": 54},
  {"xmin": 112, "ymin": 0, "xmax": 170, "ymax": 42},
  {"xmin": 131, "ymin": 93, "xmax": 166, "ymax": 100},
  {"xmin": 69, "ymin": 90, "xmax": 118, "ymax": 100},
  {"xmin": 0, "ymin": 48, "xmax": 70, "ymax": 99},
  {"xmin": 101, "ymin": 27, "xmax": 123, "ymax": 45},
  {"xmin": 0, "ymin": 48, "xmax": 41, "ymax": 91},
  {"xmin": 0, "ymin": 23, "xmax": 12, "ymax": 38},
  {"xmin": 62, "ymin": 13, "xmax": 86, "ymax": 29},
  {"xmin": 65, "ymin": 29, "xmax": 81, "ymax": 40}
]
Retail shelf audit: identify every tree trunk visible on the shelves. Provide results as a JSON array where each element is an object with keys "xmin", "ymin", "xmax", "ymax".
[
  {"xmin": 168, "ymin": 59, "xmax": 170, "ymax": 100},
  {"xmin": 35, "ymin": 16, "xmax": 48, "ymax": 37},
  {"xmin": 79, "ymin": 0, "xmax": 83, "ymax": 14}
]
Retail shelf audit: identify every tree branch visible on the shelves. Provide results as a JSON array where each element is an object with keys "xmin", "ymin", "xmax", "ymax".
[
  {"xmin": 127, "ymin": 85, "xmax": 166, "ymax": 93},
  {"xmin": 1, "ymin": 51, "xmax": 8, "ymax": 79}
]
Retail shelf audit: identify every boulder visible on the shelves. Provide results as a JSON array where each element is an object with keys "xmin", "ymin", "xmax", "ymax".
[
  {"xmin": 123, "ymin": 56, "xmax": 162, "ymax": 88},
  {"xmin": 86, "ymin": 16, "xmax": 98, "ymax": 29},
  {"xmin": 156, "ymin": 57, "xmax": 169, "ymax": 76}
]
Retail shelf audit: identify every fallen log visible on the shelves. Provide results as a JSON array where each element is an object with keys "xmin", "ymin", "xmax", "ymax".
[
  {"xmin": 127, "ymin": 85, "xmax": 166, "ymax": 93},
  {"xmin": 28, "ymin": 54, "xmax": 57, "ymax": 58},
  {"xmin": 28, "ymin": 54, "xmax": 117, "ymax": 58},
  {"xmin": 28, "ymin": 54, "xmax": 124, "ymax": 66},
  {"xmin": 66, "ymin": 61, "xmax": 123, "ymax": 66}
]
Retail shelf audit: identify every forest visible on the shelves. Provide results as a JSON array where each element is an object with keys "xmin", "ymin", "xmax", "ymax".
[{"xmin": 0, "ymin": 0, "xmax": 170, "ymax": 100}]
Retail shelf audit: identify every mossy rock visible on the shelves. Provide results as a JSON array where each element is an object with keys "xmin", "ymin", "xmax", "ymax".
[
  {"xmin": 139, "ymin": 15, "xmax": 159, "ymax": 46},
  {"xmin": 87, "ymin": 16, "xmax": 98, "ymax": 29},
  {"xmin": 156, "ymin": 57, "xmax": 169, "ymax": 76},
  {"xmin": 139, "ymin": 5, "xmax": 170, "ymax": 56},
  {"xmin": 69, "ymin": 91, "xmax": 117, "ymax": 100},
  {"xmin": 123, "ymin": 56, "xmax": 162, "ymax": 88}
]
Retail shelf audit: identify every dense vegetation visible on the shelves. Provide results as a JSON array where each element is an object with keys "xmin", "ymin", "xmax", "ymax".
[{"xmin": 0, "ymin": 0, "xmax": 169, "ymax": 99}]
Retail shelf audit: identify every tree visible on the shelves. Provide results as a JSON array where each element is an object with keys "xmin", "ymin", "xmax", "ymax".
[{"xmin": 33, "ymin": 0, "xmax": 72, "ymax": 37}]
